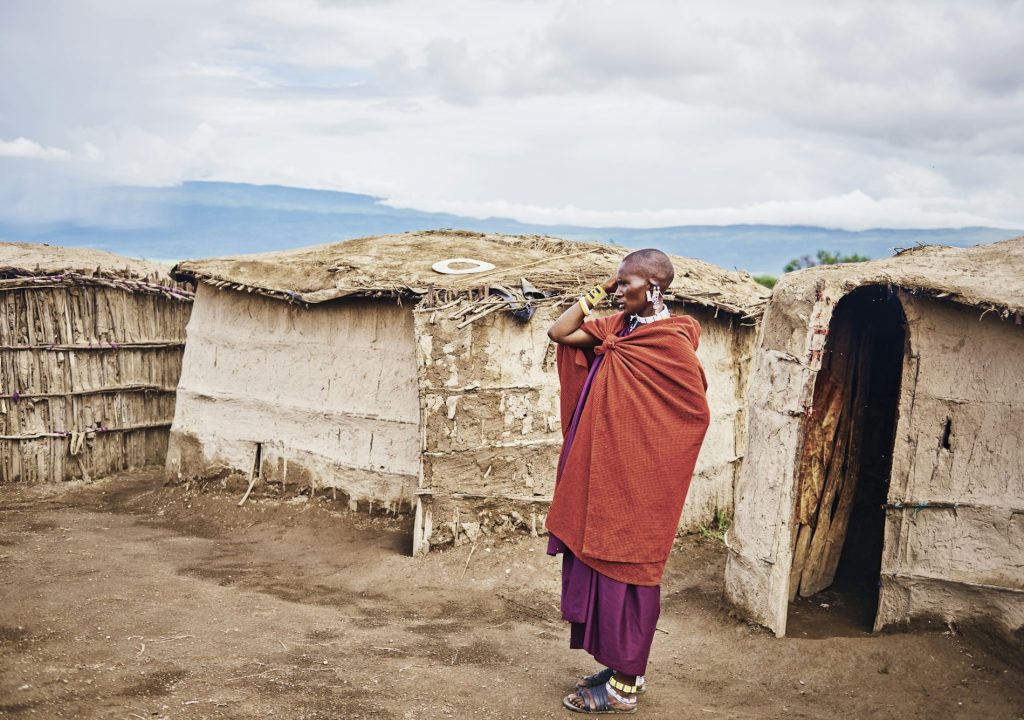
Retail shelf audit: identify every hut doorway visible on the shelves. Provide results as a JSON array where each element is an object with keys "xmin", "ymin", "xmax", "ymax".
[{"xmin": 786, "ymin": 286, "xmax": 906, "ymax": 636}]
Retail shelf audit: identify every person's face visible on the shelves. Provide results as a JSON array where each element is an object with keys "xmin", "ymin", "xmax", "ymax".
[{"xmin": 613, "ymin": 261, "xmax": 653, "ymax": 316}]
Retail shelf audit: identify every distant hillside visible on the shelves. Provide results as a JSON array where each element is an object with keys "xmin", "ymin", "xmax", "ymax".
[{"xmin": 1, "ymin": 181, "xmax": 1019, "ymax": 275}]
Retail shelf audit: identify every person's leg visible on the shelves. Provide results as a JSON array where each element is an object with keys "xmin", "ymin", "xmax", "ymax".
[
  {"xmin": 557, "ymin": 553, "xmax": 656, "ymax": 711},
  {"xmin": 576, "ymin": 667, "xmax": 646, "ymax": 692},
  {"xmin": 574, "ymin": 577, "xmax": 659, "ymax": 685},
  {"xmin": 608, "ymin": 671, "xmax": 640, "ymax": 702}
]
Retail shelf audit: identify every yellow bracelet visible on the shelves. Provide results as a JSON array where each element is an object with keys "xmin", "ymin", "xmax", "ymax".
[
  {"xmin": 578, "ymin": 296, "xmax": 593, "ymax": 316},
  {"xmin": 584, "ymin": 285, "xmax": 607, "ymax": 306},
  {"xmin": 608, "ymin": 677, "xmax": 639, "ymax": 695}
]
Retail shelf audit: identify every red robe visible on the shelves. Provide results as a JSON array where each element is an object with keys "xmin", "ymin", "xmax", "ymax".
[{"xmin": 545, "ymin": 312, "xmax": 710, "ymax": 586}]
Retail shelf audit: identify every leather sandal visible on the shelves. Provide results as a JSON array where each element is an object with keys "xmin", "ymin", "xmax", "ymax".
[{"xmin": 563, "ymin": 683, "xmax": 637, "ymax": 714}]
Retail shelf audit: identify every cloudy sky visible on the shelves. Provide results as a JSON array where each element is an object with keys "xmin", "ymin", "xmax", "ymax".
[{"xmin": 1, "ymin": 0, "xmax": 1023, "ymax": 230}]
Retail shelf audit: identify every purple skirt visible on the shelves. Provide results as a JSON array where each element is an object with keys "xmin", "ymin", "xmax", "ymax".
[{"xmin": 548, "ymin": 534, "xmax": 661, "ymax": 676}]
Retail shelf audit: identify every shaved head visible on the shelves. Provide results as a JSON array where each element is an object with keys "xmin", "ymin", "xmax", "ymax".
[{"xmin": 621, "ymin": 248, "xmax": 675, "ymax": 289}]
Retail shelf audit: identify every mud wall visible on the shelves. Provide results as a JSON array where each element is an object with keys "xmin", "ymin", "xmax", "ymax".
[
  {"xmin": 877, "ymin": 294, "xmax": 1024, "ymax": 635},
  {"xmin": 412, "ymin": 301, "xmax": 756, "ymax": 553},
  {"xmin": 724, "ymin": 280, "xmax": 818, "ymax": 635},
  {"xmin": 166, "ymin": 285, "xmax": 421, "ymax": 511},
  {"xmin": 411, "ymin": 302, "xmax": 561, "ymax": 551},
  {"xmin": 685, "ymin": 306, "xmax": 756, "ymax": 529}
]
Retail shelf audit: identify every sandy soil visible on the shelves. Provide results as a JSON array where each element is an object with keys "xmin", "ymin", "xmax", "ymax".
[{"xmin": 1, "ymin": 470, "xmax": 1021, "ymax": 720}]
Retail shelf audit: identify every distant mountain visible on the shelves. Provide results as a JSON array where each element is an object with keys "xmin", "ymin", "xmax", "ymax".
[{"xmin": 1, "ymin": 181, "xmax": 1019, "ymax": 275}]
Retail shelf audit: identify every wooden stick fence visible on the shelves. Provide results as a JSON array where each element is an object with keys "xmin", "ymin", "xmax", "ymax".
[{"xmin": 0, "ymin": 280, "xmax": 191, "ymax": 483}]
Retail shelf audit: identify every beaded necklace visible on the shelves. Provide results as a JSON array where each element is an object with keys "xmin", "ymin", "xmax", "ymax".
[{"xmin": 627, "ymin": 305, "xmax": 671, "ymax": 332}]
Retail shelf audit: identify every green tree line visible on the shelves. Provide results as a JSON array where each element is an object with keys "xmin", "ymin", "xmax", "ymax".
[{"xmin": 754, "ymin": 249, "xmax": 871, "ymax": 289}]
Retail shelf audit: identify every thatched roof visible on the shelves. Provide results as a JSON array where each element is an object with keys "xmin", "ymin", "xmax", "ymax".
[
  {"xmin": 0, "ymin": 241, "xmax": 193, "ymax": 301},
  {"xmin": 172, "ymin": 230, "xmax": 771, "ymax": 318},
  {"xmin": 777, "ymin": 236, "xmax": 1024, "ymax": 319}
]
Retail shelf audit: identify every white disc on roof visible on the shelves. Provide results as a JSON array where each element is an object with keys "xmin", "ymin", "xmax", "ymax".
[{"xmin": 431, "ymin": 257, "xmax": 496, "ymax": 275}]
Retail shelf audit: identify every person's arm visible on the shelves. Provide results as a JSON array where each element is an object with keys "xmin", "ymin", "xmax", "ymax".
[{"xmin": 547, "ymin": 276, "xmax": 617, "ymax": 347}]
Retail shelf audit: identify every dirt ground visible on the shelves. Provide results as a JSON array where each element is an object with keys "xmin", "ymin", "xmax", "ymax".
[{"xmin": 1, "ymin": 470, "xmax": 1022, "ymax": 720}]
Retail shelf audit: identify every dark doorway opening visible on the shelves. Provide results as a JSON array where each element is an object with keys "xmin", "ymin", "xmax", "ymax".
[{"xmin": 787, "ymin": 286, "xmax": 906, "ymax": 638}]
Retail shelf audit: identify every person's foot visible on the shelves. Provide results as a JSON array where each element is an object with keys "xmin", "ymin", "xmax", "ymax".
[{"xmin": 563, "ymin": 674, "xmax": 638, "ymax": 714}]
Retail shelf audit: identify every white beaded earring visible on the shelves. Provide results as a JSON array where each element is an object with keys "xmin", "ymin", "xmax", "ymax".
[{"xmin": 646, "ymin": 283, "xmax": 664, "ymax": 312}]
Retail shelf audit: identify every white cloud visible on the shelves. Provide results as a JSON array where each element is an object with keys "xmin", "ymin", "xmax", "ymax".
[
  {"xmin": 0, "ymin": 137, "xmax": 71, "ymax": 160},
  {"xmin": 382, "ymin": 190, "xmax": 1012, "ymax": 232},
  {"xmin": 881, "ymin": 166, "xmax": 954, "ymax": 199},
  {"xmin": 0, "ymin": 0, "xmax": 1022, "ymax": 229}
]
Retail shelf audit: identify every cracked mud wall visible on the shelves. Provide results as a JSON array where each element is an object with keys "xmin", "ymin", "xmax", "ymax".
[
  {"xmin": 166, "ymin": 285, "xmax": 420, "ymax": 511},
  {"xmin": 725, "ymin": 280, "xmax": 825, "ymax": 635},
  {"xmin": 412, "ymin": 303, "xmax": 564, "ymax": 550},
  {"xmin": 877, "ymin": 293, "xmax": 1024, "ymax": 636},
  {"xmin": 413, "ymin": 301, "xmax": 755, "ymax": 551}
]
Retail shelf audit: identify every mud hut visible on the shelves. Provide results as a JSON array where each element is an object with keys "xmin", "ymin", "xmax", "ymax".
[
  {"xmin": 169, "ymin": 230, "xmax": 769, "ymax": 554},
  {"xmin": 0, "ymin": 242, "xmax": 194, "ymax": 484},
  {"xmin": 726, "ymin": 237, "xmax": 1024, "ymax": 641}
]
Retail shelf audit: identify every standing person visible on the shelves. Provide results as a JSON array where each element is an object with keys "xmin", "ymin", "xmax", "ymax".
[{"xmin": 545, "ymin": 249, "xmax": 710, "ymax": 714}]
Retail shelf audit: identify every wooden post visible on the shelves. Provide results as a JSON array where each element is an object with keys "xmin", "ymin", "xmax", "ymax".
[{"xmin": 238, "ymin": 442, "xmax": 262, "ymax": 506}]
